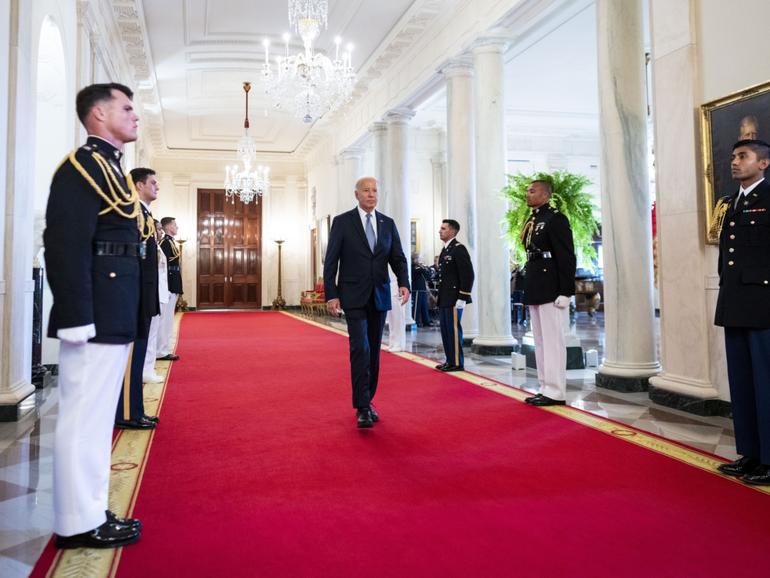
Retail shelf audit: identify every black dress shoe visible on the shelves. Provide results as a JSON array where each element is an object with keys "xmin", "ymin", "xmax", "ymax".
[
  {"xmin": 369, "ymin": 405, "xmax": 380, "ymax": 423},
  {"xmin": 440, "ymin": 365, "xmax": 464, "ymax": 372},
  {"xmin": 435, "ymin": 363, "xmax": 449, "ymax": 370},
  {"xmin": 54, "ymin": 520, "xmax": 140, "ymax": 549},
  {"xmin": 527, "ymin": 395, "xmax": 566, "ymax": 407},
  {"xmin": 356, "ymin": 410, "xmax": 373, "ymax": 429},
  {"xmin": 115, "ymin": 416, "xmax": 157, "ymax": 430},
  {"xmin": 156, "ymin": 354, "xmax": 179, "ymax": 361},
  {"xmin": 717, "ymin": 456, "xmax": 760, "ymax": 477},
  {"xmin": 524, "ymin": 394, "xmax": 544, "ymax": 404},
  {"xmin": 106, "ymin": 510, "xmax": 142, "ymax": 531},
  {"xmin": 142, "ymin": 414, "xmax": 160, "ymax": 424},
  {"xmin": 741, "ymin": 465, "xmax": 770, "ymax": 486}
]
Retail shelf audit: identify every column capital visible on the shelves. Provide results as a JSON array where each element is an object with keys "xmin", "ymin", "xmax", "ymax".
[
  {"xmin": 338, "ymin": 147, "xmax": 365, "ymax": 161},
  {"xmin": 431, "ymin": 152, "xmax": 447, "ymax": 166},
  {"xmin": 385, "ymin": 107, "xmax": 415, "ymax": 125},
  {"xmin": 440, "ymin": 56, "xmax": 474, "ymax": 78},
  {"xmin": 368, "ymin": 121, "xmax": 388, "ymax": 134},
  {"xmin": 471, "ymin": 33, "xmax": 510, "ymax": 55}
]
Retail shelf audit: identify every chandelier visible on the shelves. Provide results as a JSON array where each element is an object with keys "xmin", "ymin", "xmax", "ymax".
[
  {"xmin": 224, "ymin": 82, "xmax": 270, "ymax": 205},
  {"xmin": 261, "ymin": 0, "xmax": 355, "ymax": 123}
]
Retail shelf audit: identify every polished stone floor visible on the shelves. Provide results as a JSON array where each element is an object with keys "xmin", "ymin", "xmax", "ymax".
[{"xmin": 0, "ymin": 311, "xmax": 736, "ymax": 577}]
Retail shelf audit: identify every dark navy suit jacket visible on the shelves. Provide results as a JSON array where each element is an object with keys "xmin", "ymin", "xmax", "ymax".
[{"xmin": 323, "ymin": 208, "xmax": 410, "ymax": 311}]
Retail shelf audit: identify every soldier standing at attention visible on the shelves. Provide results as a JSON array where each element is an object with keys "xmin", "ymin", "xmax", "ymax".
[
  {"xmin": 156, "ymin": 217, "xmax": 183, "ymax": 361},
  {"xmin": 521, "ymin": 179, "xmax": 576, "ymax": 407},
  {"xmin": 44, "ymin": 83, "xmax": 143, "ymax": 548},
  {"xmin": 713, "ymin": 139, "xmax": 770, "ymax": 486},
  {"xmin": 434, "ymin": 219, "xmax": 474, "ymax": 372}
]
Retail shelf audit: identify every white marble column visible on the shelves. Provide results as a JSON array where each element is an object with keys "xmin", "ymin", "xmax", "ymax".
[
  {"xmin": 369, "ymin": 122, "xmax": 389, "ymax": 211},
  {"xmin": 646, "ymin": 0, "xmax": 723, "ymax": 410},
  {"xmin": 386, "ymin": 109, "xmax": 414, "ymax": 325},
  {"xmin": 470, "ymin": 37, "xmax": 515, "ymax": 354},
  {"xmin": 443, "ymin": 57, "xmax": 479, "ymax": 340},
  {"xmin": 595, "ymin": 0, "xmax": 661, "ymax": 390},
  {"xmin": 430, "ymin": 152, "xmax": 447, "ymax": 259},
  {"xmin": 337, "ymin": 147, "xmax": 364, "ymax": 215}
]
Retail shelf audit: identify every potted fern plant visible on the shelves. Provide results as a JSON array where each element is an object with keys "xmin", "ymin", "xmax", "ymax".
[{"xmin": 502, "ymin": 171, "xmax": 600, "ymax": 268}]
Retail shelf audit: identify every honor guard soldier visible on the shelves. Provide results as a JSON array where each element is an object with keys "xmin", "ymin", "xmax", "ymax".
[
  {"xmin": 435, "ymin": 219, "xmax": 474, "ymax": 372},
  {"xmin": 520, "ymin": 179, "xmax": 576, "ymax": 407},
  {"xmin": 44, "ymin": 83, "xmax": 143, "ymax": 548},
  {"xmin": 713, "ymin": 139, "xmax": 770, "ymax": 486},
  {"xmin": 157, "ymin": 217, "xmax": 183, "ymax": 361},
  {"xmin": 115, "ymin": 168, "xmax": 161, "ymax": 430}
]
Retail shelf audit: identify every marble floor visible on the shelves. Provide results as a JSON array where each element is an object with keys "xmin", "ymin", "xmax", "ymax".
[{"xmin": 0, "ymin": 311, "xmax": 736, "ymax": 578}]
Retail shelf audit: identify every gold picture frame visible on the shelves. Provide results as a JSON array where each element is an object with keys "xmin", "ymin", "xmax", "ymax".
[
  {"xmin": 410, "ymin": 218, "xmax": 420, "ymax": 256},
  {"xmin": 701, "ymin": 79, "xmax": 770, "ymax": 243}
]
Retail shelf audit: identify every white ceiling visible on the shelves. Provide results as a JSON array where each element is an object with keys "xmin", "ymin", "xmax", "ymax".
[{"xmin": 141, "ymin": 0, "xmax": 415, "ymax": 154}]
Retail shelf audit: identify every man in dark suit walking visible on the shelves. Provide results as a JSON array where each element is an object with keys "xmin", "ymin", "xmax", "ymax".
[
  {"xmin": 713, "ymin": 139, "xmax": 770, "ymax": 486},
  {"xmin": 324, "ymin": 176, "xmax": 411, "ymax": 428},
  {"xmin": 115, "ymin": 168, "xmax": 161, "ymax": 430},
  {"xmin": 435, "ymin": 219, "xmax": 474, "ymax": 372}
]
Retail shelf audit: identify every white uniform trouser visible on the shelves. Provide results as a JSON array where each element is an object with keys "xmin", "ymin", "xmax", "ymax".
[
  {"xmin": 386, "ymin": 271, "xmax": 406, "ymax": 351},
  {"xmin": 54, "ymin": 341, "xmax": 131, "ymax": 536},
  {"xmin": 143, "ymin": 314, "xmax": 162, "ymax": 377},
  {"xmin": 156, "ymin": 293, "xmax": 178, "ymax": 357},
  {"xmin": 528, "ymin": 302, "xmax": 568, "ymax": 401}
]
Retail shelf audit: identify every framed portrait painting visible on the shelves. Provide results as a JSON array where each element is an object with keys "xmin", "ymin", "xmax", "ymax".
[{"xmin": 701, "ymin": 80, "xmax": 770, "ymax": 243}]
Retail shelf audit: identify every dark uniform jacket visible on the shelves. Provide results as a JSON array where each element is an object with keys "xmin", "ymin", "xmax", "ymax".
[
  {"xmin": 323, "ymin": 208, "xmax": 410, "ymax": 311},
  {"xmin": 715, "ymin": 179, "xmax": 770, "ymax": 328},
  {"xmin": 521, "ymin": 204, "xmax": 576, "ymax": 306},
  {"xmin": 44, "ymin": 136, "xmax": 140, "ymax": 344},
  {"xmin": 137, "ymin": 202, "xmax": 160, "ymax": 337},
  {"xmin": 160, "ymin": 235, "xmax": 183, "ymax": 294},
  {"xmin": 437, "ymin": 238, "xmax": 474, "ymax": 307}
]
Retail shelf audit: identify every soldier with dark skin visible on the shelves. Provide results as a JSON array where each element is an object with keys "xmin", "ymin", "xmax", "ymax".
[
  {"xmin": 714, "ymin": 139, "xmax": 770, "ymax": 486},
  {"xmin": 45, "ymin": 83, "xmax": 143, "ymax": 548}
]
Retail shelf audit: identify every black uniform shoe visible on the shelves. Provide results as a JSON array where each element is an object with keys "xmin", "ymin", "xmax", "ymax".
[
  {"xmin": 356, "ymin": 409, "xmax": 373, "ymax": 429},
  {"xmin": 435, "ymin": 363, "xmax": 449, "ymax": 370},
  {"xmin": 115, "ymin": 416, "xmax": 157, "ymax": 430},
  {"xmin": 527, "ymin": 395, "xmax": 566, "ymax": 407},
  {"xmin": 524, "ymin": 394, "xmax": 544, "ymax": 404},
  {"xmin": 717, "ymin": 456, "xmax": 760, "ymax": 477},
  {"xmin": 106, "ymin": 510, "xmax": 142, "ymax": 532},
  {"xmin": 142, "ymin": 414, "xmax": 160, "ymax": 424},
  {"xmin": 54, "ymin": 520, "xmax": 140, "ymax": 549},
  {"xmin": 440, "ymin": 365, "xmax": 464, "ymax": 372},
  {"xmin": 156, "ymin": 354, "xmax": 179, "ymax": 361},
  {"xmin": 369, "ymin": 405, "xmax": 380, "ymax": 423},
  {"xmin": 741, "ymin": 465, "xmax": 770, "ymax": 486}
]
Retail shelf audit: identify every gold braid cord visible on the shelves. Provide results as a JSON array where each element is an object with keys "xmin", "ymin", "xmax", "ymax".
[
  {"xmin": 708, "ymin": 198, "xmax": 730, "ymax": 240},
  {"xmin": 65, "ymin": 150, "xmax": 141, "ymax": 228},
  {"xmin": 139, "ymin": 211, "xmax": 155, "ymax": 242},
  {"xmin": 167, "ymin": 238, "xmax": 181, "ymax": 262},
  {"xmin": 519, "ymin": 215, "xmax": 535, "ymax": 249}
]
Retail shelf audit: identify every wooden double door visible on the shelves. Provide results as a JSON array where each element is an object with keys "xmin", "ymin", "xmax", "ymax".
[{"xmin": 197, "ymin": 189, "xmax": 262, "ymax": 309}]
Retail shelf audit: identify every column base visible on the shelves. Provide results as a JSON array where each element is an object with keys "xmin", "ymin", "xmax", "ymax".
[
  {"xmin": 521, "ymin": 344, "xmax": 586, "ymax": 370},
  {"xmin": 0, "ymin": 387, "xmax": 36, "ymax": 422},
  {"xmin": 648, "ymin": 385, "xmax": 731, "ymax": 417},
  {"xmin": 471, "ymin": 337, "xmax": 516, "ymax": 356},
  {"xmin": 595, "ymin": 372, "xmax": 650, "ymax": 393}
]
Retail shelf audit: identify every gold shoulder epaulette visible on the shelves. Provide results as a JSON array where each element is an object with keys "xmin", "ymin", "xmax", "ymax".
[{"xmin": 708, "ymin": 197, "xmax": 730, "ymax": 240}]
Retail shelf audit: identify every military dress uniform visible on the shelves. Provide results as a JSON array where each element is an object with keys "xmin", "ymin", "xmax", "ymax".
[
  {"xmin": 44, "ymin": 136, "xmax": 142, "ymax": 537},
  {"xmin": 714, "ymin": 178, "xmax": 770, "ymax": 473},
  {"xmin": 157, "ymin": 234, "xmax": 183, "ymax": 357},
  {"xmin": 115, "ymin": 202, "xmax": 159, "ymax": 426},
  {"xmin": 437, "ymin": 238, "xmax": 474, "ymax": 369},
  {"xmin": 521, "ymin": 204, "xmax": 576, "ymax": 401}
]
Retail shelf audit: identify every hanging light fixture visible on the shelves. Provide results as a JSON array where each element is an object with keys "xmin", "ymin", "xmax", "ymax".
[
  {"xmin": 224, "ymin": 82, "xmax": 270, "ymax": 205},
  {"xmin": 261, "ymin": 0, "xmax": 355, "ymax": 123}
]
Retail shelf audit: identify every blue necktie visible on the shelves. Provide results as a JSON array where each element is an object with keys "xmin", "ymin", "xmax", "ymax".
[{"xmin": 365, "ymin": 213, "xmax": 376, "ymax": 252}]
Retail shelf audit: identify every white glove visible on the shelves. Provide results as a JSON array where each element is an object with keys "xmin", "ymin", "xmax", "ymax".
[
  {"xmin": 57, "ymin": 324, "xmax": 96, "ymax": 344},
  {"xmin": 554, "ymin": 295, "xmax": 570, "ymax": 309},
  {"xmin": 455, "ymin": 299, "xmax": 466, "ymax": 310}
]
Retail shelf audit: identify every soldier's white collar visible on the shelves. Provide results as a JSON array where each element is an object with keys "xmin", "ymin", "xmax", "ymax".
[{"xmin": 740, "ymin": 177, "xmax": 764, "ymax": 197}]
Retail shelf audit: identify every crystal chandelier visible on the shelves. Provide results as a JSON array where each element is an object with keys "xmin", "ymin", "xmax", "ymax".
[
  {"xmin": 261, "ymin": 0, "xmax": 355, "ymax": 123},
  {"xmin": 224, "ymin": 82, "xmax": 270, "ymax": 205}
]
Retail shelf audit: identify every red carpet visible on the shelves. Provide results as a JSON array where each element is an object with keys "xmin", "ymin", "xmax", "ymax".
[{"xmin": 42, "ymin": 313, "xmax": 770, "ymax": 576}]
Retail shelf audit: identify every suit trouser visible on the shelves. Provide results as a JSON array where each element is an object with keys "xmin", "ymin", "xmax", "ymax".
[
  {"xmin": 528, "ymin": 302, "xmax": 567, "ymax": 401},
  {"xmin": 412, "ymin": 290, "xmax": 431, "ymax": 326},
  {"xmin": 345, "ymin": 295, "xmax": 387, "ymax": 410},
  {"xmin": 724, "ymin": 327, "xmax": 770, "ymax": 464},
  {"xmin": 54, "ymin": 341, "xmax": 130, "ymax": 536},
  {"xmin": 116, "ymin": 335, "xmax": 147, "ymax": 422},
  {"xmin": 439, "ymin": 306, "xmax": 464, "ymax": 367},
  {"xmin": 143, "ymin": 313, "xmax": 162, "ymax": 378},
  {"xmin": 157, "ymin": 293, "xmax": 178, "ymax": 356}
]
